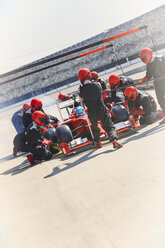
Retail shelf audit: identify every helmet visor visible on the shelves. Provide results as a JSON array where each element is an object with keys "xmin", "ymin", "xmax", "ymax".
[
  {"xmin": 113, "ymin": 80, "xmax": 120, "ymax": 88},
  {"xmin": 125, "ymin": 95, "xmax": 134, "ymax": 101},
  {"xmin": 38, "ymin": 117, "xmax": 46, "ymax": 125},
  {"xmin": 33, "ymin": 106, "xmax": 41, "ymax": 111},
  {"xmin": 142, "ymin": 56, "xmax": 147, "ymax": 63}
]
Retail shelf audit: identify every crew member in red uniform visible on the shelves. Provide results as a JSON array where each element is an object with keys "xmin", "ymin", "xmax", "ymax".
[
  {"xmin": 139, "ymin": 47, "xmax": 165, "ymax": 124},
  {"xmin": 13, "ymin": 103, "xmax": 31, "ymax": 156},
  {"xmin": 124, "ymin": 86, "xmax": 158, "ymax": 125},
  {"xmin": 91, "ymin": 71, "xmax": 107, "ymax": 90},
  {"xmin": 12, "ymin": 103, "xmax": 31, "ymax": 134},
  {"xmin": 13, "ymin": 98, "xmax": 59, "ymax": 157},
  {"xmin": 109, "ymin": 74, "xmax": 134, "ymax": 103},
  {"xmin": 78, "ymin": 68, "xmax": 123, "ymax": 149},
  {"xmin": 26, "ymin": 111, "xmax": 53, "ymax": 165},
  {"xmin": 22, "ymin": 98, "xmax": 59, "ymax": 129},
  {"xmin": 58, "ymin": 92, "xmax": 70, "ymax": 102}
]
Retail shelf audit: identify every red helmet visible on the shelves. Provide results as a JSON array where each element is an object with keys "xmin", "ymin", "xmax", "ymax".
[
  {"xmin": 58, "ymin": 92, "xmax": 69, "ymax": 101},
  {"xmin": 102, "ymin": 89, "xmax": 110, "ymax": 100},
  {"xmin": 109, "ymin": 74, "xmax": 120, "ymax": 88},
  {"xmin": 78, "ymin": 68, "xmax": 92, "ymax": 83},
  {"xmin": 32, "ymin": 111, "xmax": 46, "ymax": 126},
  {"xmin": 31, "ymin": 98, "xmax": 42, "ymax": 112},
  {"xmin": 124, "ymin": 86, "xmax": 138, "ymax": 101},
  {"xmin": 91, "ymin": 71, "xmax": 98, "ymax": 81},
  {"xmin": 139, "ymin": 48, "xmax": 153, "ymax": 64},
  {"xmin": 23, "ymin": 103, "xmax": 30, "ymax": 112}
]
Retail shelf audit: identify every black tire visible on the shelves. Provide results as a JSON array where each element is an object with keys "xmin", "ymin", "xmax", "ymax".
[
  {"xmin": 56, "ymin": 125, "xmax": 73, "ymax": 143},
  {"xmin": 13, "ymin": 130, "xmax": 28, "ymax": 152},
  {"xmin": 111, "ymin": 104, "xmax": 129, "ymax": 122},
  {"xmin": 44, "ymin": 127, "xmax": 57, "ymax": 144}
]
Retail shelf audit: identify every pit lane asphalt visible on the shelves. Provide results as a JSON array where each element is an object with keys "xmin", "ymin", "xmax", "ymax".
[{"xmin": 0, "ymin": 87, "xmax": 165, "ymax": 247}]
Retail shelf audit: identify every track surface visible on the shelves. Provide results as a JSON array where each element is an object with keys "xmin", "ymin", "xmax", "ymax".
[{"xmin": 0, "ymin": 81, "xmax": 165, "ymax": 247}]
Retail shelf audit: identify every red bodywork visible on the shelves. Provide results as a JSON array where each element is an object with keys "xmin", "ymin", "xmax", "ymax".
[
  {"xmin": 57, "ymin": 113, "xmax": 108, "ymax": 140},
  {"xmin": 53, "ymin": 101, "xmax": 138, "ymax": 155}
]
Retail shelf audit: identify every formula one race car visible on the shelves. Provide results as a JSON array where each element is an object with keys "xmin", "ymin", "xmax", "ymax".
[
  {"xmin": 12, "ymin": 98, "xmax": 139, "ymax": 158},
  {"xmin": 54, "ymin": 97, "xmax": 139, "ymax": 155}
]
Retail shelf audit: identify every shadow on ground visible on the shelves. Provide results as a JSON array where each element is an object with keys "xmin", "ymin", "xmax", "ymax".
[
  {"xmin": 1, "ymin": 123, "xmax": 164, "ymax": 177},
  {"xmin": 122, "ymin": 123, "xmax": 165, "ymax": 145},
  {"xmin": 0, "ymin": 159, "xmax": 34, "ymax": 176},
  {"xmin": 0, "ymin": 153, "xmax": 26, "ymax": 164},
  {"xmin": 44, "ymin": 123, "xmax": 165, "ymax": 179},
  {"xmin": 43, "ymin": 146, "xmax": 116, "ymax": 179}
]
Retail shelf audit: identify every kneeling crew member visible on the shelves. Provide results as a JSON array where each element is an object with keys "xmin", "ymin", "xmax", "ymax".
[
  {"xmin": 124, "ymin": 86, "xmax": 158, "ymax": 125},
  {"xmin": 109, "ymin": 74, "xmax": 134, "ymax": 103},
  {"xmin": 26, "ymin": 111, "xmax": 53, "ymax": 164}
]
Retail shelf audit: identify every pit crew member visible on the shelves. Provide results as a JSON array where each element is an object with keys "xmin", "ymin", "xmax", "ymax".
[
  {"xmin": 13, "ymin": 98, "xmax": 59, "ymax": 156},
  {"xmin": 26, "ymin": 111, "xmax": 53, "ymax": 165},
  {"xmin": 124, "ymin": 86, "xmax": 158, "ymax": 125},
  {"xmin": 91, "ymin": 71, "xmax": 107, "ymax": 90},
  {"xmin": 22, "ymin": 98, "xmax": 59, "ymax": 129},
  {"xmin": 139, "ymin": 47, "xmax": 165, "ymax": 124},
  {"xmin": 108, "ymin": 74, "xmax": 135, "ymax": 103},
  {"xmin": 78, "ymin": 68, "xmax": 123, "ymax": 149},
  {"xmin": 12, "ymin": 103, "xmax": 31, "ymax": 133}
]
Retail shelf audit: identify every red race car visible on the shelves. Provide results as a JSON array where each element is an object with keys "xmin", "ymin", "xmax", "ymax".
[
  {"xmin": 54, "ymin": 97, "xmax": 139, "ymax": 155},
  {"xmin": 12, "ymin": 96, "xmax": 141, "ymax": 157}
]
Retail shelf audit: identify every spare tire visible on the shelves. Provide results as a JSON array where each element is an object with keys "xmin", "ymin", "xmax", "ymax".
[{"xmin": 56, "ymin": 125, "xmax": 73, "ymax": 143}]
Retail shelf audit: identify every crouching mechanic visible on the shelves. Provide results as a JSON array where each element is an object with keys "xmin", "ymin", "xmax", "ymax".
[
  {"xmin": 13, "ymin": 98, "xmax": 59, "ymax": 157},
  {"xmin": 26, "ymin": 111, "xmax": 53, "ymax": 165},
  {"xmin": 78, "ymin": 68, "xmax": 123, "ymax": 149},
  {"xmin": 108, "ymin": 74, "xmax": 135, "ymax": 103},
  {"xmin": 124, "ymin": 86, "xmax": 158, "ymax": 125}
]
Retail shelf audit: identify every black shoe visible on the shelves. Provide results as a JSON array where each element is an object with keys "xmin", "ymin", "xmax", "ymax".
[{"xmin": 112, "ymin": 139, "xmax": 123, "ymax": 149}]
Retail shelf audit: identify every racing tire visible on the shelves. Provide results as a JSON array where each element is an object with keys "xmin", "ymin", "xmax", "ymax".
[
  {"xmin": 56, "ymin": 125, "xmax": 73, "ymax": 143},
  {"xmin": 111, "ymin": 104, "xmax": 129, "ymax": 123},
  {"xmin": 44, "ymin": 127, "xmax": 57, "ymax": 144},
  {"xmin": 13, "ymin": 130, "xmax": 28, "ymax": 152}
]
